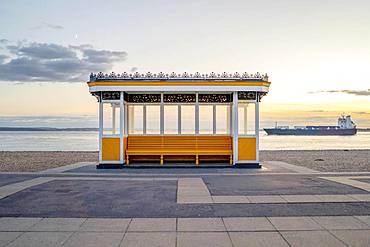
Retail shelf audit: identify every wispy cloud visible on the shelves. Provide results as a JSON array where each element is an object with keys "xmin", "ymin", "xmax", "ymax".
[
  {"xmin": 0, "ymin": 41, "xmax": 127, "ymax": 82},
  {"xmin": 30, "ymin": 22, "xmax": 64, "ymax": 30},
  {"xmin": 310, "ymin": 89, "xmax": 370, "ymax": 96}
]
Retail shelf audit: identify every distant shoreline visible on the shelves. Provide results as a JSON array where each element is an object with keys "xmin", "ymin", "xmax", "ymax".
[{"xmin": 0, "ymin": 127, "xmax": 98, "ymax": 131}]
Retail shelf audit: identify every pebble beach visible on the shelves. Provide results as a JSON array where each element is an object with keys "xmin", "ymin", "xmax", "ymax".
[{"xmin": 0, "ymin": 150, "xmax": 369, "ymax": 172}]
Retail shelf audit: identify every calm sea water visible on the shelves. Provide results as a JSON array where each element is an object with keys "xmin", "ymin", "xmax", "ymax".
[{"xmin": 0, "ymin": 131, "xmax": 369, "ymax": 151}]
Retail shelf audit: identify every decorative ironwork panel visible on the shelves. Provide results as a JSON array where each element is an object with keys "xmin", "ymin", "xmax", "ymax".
[
  {"xmin": 102, "ymin": 91, "xmax": 120, "ymax": 100},
  {"xmin": 238, "ymin": 92, "xmax": 257, "ymax": 101},
  {"xmin": 127, "ymin": 94, "xmax": 161, "ymax": 103},
  {"xmin": 258, "ymin": 92, "xmax": 267, "ymax": 102},
  {"xmin": 89, "ymin": 71, "xmax": 269, "ymax": 82},
  {"xmin": 163, "ymin": 94, "xmax": 196, "ymax": 103},
  {"xmin": 91, "ymin": 92, "xmax": 101, "ymax": 102},
  {"xmin": 198, "ymin": 94, "xmax": 232, "ymax": 103}
]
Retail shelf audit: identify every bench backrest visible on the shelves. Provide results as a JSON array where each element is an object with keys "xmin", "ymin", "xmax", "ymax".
[{"xmin": 127, "ymin": 136, "xmax": 232, "ymax": 152}]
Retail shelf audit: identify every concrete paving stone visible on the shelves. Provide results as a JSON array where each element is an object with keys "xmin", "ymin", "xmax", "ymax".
[
  {"xmin": 177, "ymin": 189, "xmax": 211, "ymax": 196},
  {"xmin": 223, "ymin": 217, "xmax": 275, "ymax": 231},
  {"xmin": 314, "ymin": 194, "xmax": 358, "ymax": 202},
  {"xmin": 121, "ymin": 232, "xmax": 176, "ymax": 247},
  {"xmin": 177, "ymin": 232, "xmax": 232, "ymax": 247},
  {"xmin": 177, "ymin": 196, "xmax": 213, "ymax": 204},
  {"xmin": 312, "ymin": 216, "xmax": 369, "ymax": 230},
  {"xmin": 6, "ymin": 232, "xmax": 72, "ymax": 247},
  {"xmin": 268, "ymin": 217, "xmax": 323, "ymax": 231},
  {"xmin": 29, "ymin": 218, "xmax": 86, "ymax": 231},
  {"xmin": 229, "ymin": 232, "xmax": 289, "ymax": 247},
  {"xmin": 247, "ymin": 195, "xmax": 286, "ymax": 203},
  {"xmin": 177, "ymin": 218, "xmax": 226, "ymax": 232},
  {"xmin": 0, "ymin": 232, "xmax": 23, "ymax": 247},
  {"xmin": 212, "ymin": 196, "xmax": 250, "ymax": 204},
  {"xmin": 0, "ymin": 217, "xmax": 42, "ymax": 231},
  {"xmin": 63, "ymin": 232, "xmax": 124, "ymax": 247},
  {"xmin": 280, "ymin": 194, "xmax": 322, "ymax": 203},
  {"xmin": 78, "ymin": 218, "xmax": 131, "ymax": 232},
  {"xmin": 354, "ymin": 216, "xmax": 370, "ymax": 226},
  {"xmin": 127, "ymin": 218, "xmax": 176, "ymax": 232},
  {"xmin": 281, "ymin": 231, "xmax": 346, "ymax": 247},
  {"xmin": 348, "ymin": 194, "xmax": 370, "ymax": 201},
  {"xmin": 330, "ymin": 230, "xmax": 370, "ymax": 247}
]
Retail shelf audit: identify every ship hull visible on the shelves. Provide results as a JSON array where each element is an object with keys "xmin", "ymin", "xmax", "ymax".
[{"xmin": 264, "ymin": 128, "xmax": 357, "ymax": 136}]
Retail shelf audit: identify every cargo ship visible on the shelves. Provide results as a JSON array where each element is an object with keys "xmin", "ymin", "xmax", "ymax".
[{"xmin": 264, "ymin": 115, "xmax": 357, "ymax": 136}]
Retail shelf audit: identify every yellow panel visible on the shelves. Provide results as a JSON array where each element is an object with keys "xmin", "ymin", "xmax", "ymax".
[
  {"xmin": 238, "ymin": 137, "xmax": 256, "ymax": 161},
  {"xmin": 102, "ymin": 137, "xmax": 120, "ymax": 161}
]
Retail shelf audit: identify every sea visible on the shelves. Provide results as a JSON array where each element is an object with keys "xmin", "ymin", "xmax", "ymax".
[{"xmin": 0, "ymin": 131, "xmax": 369, "ymax": 151}]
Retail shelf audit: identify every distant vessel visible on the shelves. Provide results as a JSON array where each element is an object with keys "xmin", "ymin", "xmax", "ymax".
[{"xmin": 264, "ymin": 115, "xmax": 357, "ymax": 136}]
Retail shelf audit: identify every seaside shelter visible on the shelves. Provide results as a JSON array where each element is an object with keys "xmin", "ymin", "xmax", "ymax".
[{"xmin": 87, "ymin": 72, "xmax": 271, "ymax": 168}]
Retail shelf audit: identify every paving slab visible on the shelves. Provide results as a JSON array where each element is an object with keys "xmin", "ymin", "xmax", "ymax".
[
  {"xmin": 312, "ymin": 216, "xmax": 369, "ymax": 230},
  {"xmin": 177, "ymin": 196, "xmax": 213, "ymax": 204},
  {"xmin": 29, "ymin": 218, "xmax": 86, "ymax": 231},
  {"xmin": 247, "ymin": 195, "xmax": 286, "ymax": 203},
  {"xmin": 63, "ymin": 232, "xmax": 124, "ymax": 247},
  {"xmin": 280, "ymin": 194, "xmax": 322, "ymax": 203},
  {"xmin": 177, "ymin": 232, "xmax": 232, "ymax": 247},
  {"xmin": 268, "ymin": 217, "xmax": 323, "ymax": 231},
  {"xmin": 229, "ymin": 232, "xmax": 289, "ymax": 247},
  {"xmin": 121, "ymin": 232, "xmax": 176, "ymax": 247},
  {"xmin": 177, "ymin": 218, "xmax": 225, "ymax": 231},
  {"xmin": 223, "ymin": 217, "xmax": 275, "ymax": 231},
  {"xmin": 0, "ymin": 232, "xmax": 23, "ymax": 247},
  {"xmin": 212, "ymin": 196, "xmax": 249, "ymax": 203},
  {"xmin": 281, "ymin": 230, "xmax": 346, "ymax": 247},
  {"xmin": 355, "ymin": 215, "xmax": 370, "ymax": 226},
  {"xmin": 0, "ymin": 217, "xmax": 42, "ymax": 231},
  {"xmin": 6, "ymin": 232, "xmax": 72, "ymax": 247},
  {"xmin": 314, "ymin": 194, "xmax": 358, "ymax": 202},
  {"xmin": 348, "ymin": 194, "xmax": 370, "ymax": 201},
  {"xmin": 330, "ymin": 229, "xmax": 370, "ymax": 247},
  {"xmin": 78, "ymin": 218, "xmax": 131, "ymax": 232},
  {"xmin": 127, "ymin": 218, "xmax": 176, "ymax": 232}
]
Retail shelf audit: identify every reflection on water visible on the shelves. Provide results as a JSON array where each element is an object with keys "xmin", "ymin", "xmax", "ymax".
[{"xmin": 0, "ymin": 131, "xmax": 369, "ymax": 151}]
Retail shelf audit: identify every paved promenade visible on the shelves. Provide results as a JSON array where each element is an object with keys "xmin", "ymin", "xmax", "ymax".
[{"xmin": 0, "ymin": 161, "xmax": 369, "ymax": 246}]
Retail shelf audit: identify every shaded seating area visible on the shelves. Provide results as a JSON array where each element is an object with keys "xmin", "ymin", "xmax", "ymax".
[
  {"xmin": 87, "ymin": 71, "xmax": 270, "ymax": 168},
  {"xmin": 126, "ymin": 136, "xmax": 232, "ymax": 165}
]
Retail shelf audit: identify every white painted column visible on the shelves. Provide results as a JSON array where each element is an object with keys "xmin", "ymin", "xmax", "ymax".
[
  {"xmin": 213, "ymin": 105, "xmax": 216, "ymax": 134},
  {"xmin": 195, "ymin": 93, "xmax": 199, "ymax": 135},
  {"xmin": 98, "ymin": 95, "xmax": 103, "ymax": 163},
  {"xmin": 143, "ymin": 105, "xmax": 147, "ymax": 135},
  {"xmin": 160, "ymin": 93, "xmax": 164, "ymax": 135},
  {"xmin": 178, "ymin": 105, "xmax": 181, "ymax": 134},
  {"xmin": 120, "ymin": 92, "xmax": 124, "ymax": 164},
  {"xmin": 124, "ymin": 103, "xmax": 128, "ymax": 136},
  {"xmin": 232, "ymin": 92, "xmax": 238, "ymax": 164},
  {"xmin": 112, "ymin": 105, "xmax": 116, "ymax": 135},
  {"xmin": 255, "ymin": 99, "xmax": 260, "ymax": 163},
  {"xmin": 244, "ymin": 104, "xmax": 248, "ymax": 135}
]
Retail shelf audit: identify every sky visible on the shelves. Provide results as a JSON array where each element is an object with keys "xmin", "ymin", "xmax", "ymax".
[{"xmin": 0, "ymin": 0, "xmax": 369, "ymax": 128}]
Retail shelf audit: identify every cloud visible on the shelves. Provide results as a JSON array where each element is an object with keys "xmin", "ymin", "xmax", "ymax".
[
  {"xmin": 0, "ymin": 39, "xmax": 9, "ymax": 44},
  {"xmin": 30, "ymin": 22, "xmax": 64, "ymax": 30},
  {"xmin": 310, "ymin": 89, "xmax": 370, "ymax": 96},
  {"xmin": 0, "ymin": 41, "xmax": 127, "ymax": 82}
]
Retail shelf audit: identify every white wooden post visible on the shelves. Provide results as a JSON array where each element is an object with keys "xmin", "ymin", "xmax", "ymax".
[
  {"xmin": 195, "ymin": 93, "xmax": 199, "ymax": 135},
  {"xmin": 120, "ymin": 92, "xmax": 124, "ymax": 164},
  {"xmin": 160, "ymin": 93, "xmax": 164, "ymax": 135},
  {"xmin": 112, "ymin": 105, "xmax": 116, "ymax": 135},
  {"xmin": 232, "ymin": 92, "xmax": 238, "ymax": 164},
  {"xmin": 98, "ymin": 95, "xmax": 103, "ymax": 163},
  {"xmin": 255, "ymin": 99, "xmax": 260, "ymax": 163},
  {"xmin": 213, "ymin": 104, "xmax": 217, "ymax": 134}
]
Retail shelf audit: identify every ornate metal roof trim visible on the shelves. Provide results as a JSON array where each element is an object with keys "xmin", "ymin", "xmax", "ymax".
[{"xmin": 89, "ymin": 72, "xmax": 269, "ymax": 82}]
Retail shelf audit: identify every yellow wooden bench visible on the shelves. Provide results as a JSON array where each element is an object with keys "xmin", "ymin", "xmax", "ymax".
[{"xmin": 125, "ymin": 136, "xmax": 232, "ymax": 165}]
